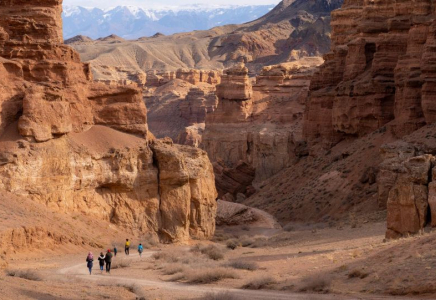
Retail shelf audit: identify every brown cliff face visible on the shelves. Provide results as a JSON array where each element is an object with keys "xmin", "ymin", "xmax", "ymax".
[
  {"xmin": 304, "ymin": 0, "xmax": 436, "ymax": 150},
  {"xmin": 0, "ymin": 0, "xmax": 217, "ymax": 243},
  {"xmin": 302, "ymin": 0, "xmax": 436, "ymax": 238},
  {"xmin": 203, "ymin": 59, "xmax": 321, "ymax": 197}
]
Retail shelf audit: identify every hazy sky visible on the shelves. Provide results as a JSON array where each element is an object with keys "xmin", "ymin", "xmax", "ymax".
[{"xmin": 63, "ymin": 0, "xmax": 280, "ymax": 8}]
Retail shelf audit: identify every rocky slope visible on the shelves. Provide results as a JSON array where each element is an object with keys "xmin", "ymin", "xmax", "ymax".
[
  {"xmin": 68, "ymin": 0, "xmax": 343, "ymax": 77},
  {"xmin": 0, "ymin": 0, "xmax": 217, "ymax": 244},
  {"xmin": 242, "ymin": 0, "xmax": 436, "ymax": 238}
]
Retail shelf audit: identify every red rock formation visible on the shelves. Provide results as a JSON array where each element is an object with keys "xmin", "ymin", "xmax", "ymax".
[
  {"xmin": 0, "ymin": 0, "xmax": 217, "ymax": 242},
  {"xmin": 304, "ymin": 0, "xmax": 436, "ymax": 151},
  {"xmin": 204, "ymin": 60, "xmax": 319, "ymax": 193},
  {"xmin": 176, "ymin": 69, "xmax": 221, "ymax": 85}
]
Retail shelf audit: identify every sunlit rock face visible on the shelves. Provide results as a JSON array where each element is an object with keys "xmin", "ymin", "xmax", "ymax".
[{"xmin": 0, "ymin": 0, "xmax": 217, "ymax": 242}]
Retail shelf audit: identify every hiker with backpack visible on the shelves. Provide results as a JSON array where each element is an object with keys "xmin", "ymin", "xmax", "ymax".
[
  {"xmin": 138, "ymin": 243, "xmax": 143, "ymax": 257},
  {"xmin": 105, "ymin": 249, "xmax": 113, "ymax": 273},
  {"xmin": 98, "ymin": 252, "xmax": 105, "ymax": 274},
  {"xmin": 86, "ymin": 252, "xmax": 94, "ymax": 275}
]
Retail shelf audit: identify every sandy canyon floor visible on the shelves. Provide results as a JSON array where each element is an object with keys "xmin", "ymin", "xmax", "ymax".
[{"xmin": 2, "ymin": 220, "xmax": 436, "ymax": 300}]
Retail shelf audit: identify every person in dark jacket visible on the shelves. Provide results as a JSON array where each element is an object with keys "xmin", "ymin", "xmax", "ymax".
[
  {"xmin": 105, "ymin": 249, "xmax": 113, "ymax": 273},
  {"xmin": 113, "ymin": 246, "xmax": 118, "ymax": 257},
  {"xmin": 98, "ymin": 252, "xmax": 105, "ymax": 274},
  {"xmin": 86, "ymin": 252, "xmax": 94, "ymax": 275}
]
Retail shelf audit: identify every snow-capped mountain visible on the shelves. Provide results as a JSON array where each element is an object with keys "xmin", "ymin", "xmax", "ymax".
[{"xmin": 62, "ymin": 5, "xmax": 274, "ymax": 40}]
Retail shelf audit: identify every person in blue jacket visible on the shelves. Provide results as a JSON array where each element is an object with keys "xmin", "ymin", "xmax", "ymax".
[{"xmin": 138, "ymin": 243, "xmax": 144, "ymax": 257}]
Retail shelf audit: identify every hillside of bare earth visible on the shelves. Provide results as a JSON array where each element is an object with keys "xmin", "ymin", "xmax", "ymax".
[
  {"xmin": 68, "ymin": 0, "xmax": 343, "ymax": 80},
  {"xmin": 0, "ymin": 0, "xmax": 217, "ymax": 250}
]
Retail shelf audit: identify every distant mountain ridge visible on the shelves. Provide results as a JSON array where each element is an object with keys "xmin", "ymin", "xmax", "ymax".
[{"xmin": 62, "ymin": 5, "xmax": 275, "ymax": 39}]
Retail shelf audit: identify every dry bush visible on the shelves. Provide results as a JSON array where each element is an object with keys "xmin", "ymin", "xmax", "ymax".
[
  {"xmin": 226, "ymin": 239, "xmax": 240, "ymax": 250},
  {"xmin": 199, "ymin": 291, "xmax": 242, "ymax": 300},
  {"xmin": 152, "ymin": 250, "xmax": 185, "ymax": 263},
  {"xmin": 117, "ymin": 283, "xmax": 147, "ymax": 299},
  {"xmin": 298, "ymin": 275, "xmax": 331, "ymax": 293},
  {"xmin": 111, "ymin": 259, "xmax": 132, "ymax": 269},
  {"xmin": 240, "ymin": 236, "xmax": 254, "ymax": 247},
  {"xmin": 212, "ymin": 232, "xmax": 234, "ymax": 242},
  {"xmin": 249, "ymin": 237, "xmax": 269, "ymax": 248},
  {"xmin": 226, "ymin": 261, "xmax": 258, "ymax": 271},
  {"xmin": 191, "ymin": 244, "xmax": 225, "ymax": 261},
  {"xmin": 6, "ymin": 269, "xmax": 43, "ymax": 281},
  {"xmin": 242, "ymin": 276, "xmax": 276, "ymax": 289},
  {"xmin": 185, "ymin": 267, "xmax": 238, "ymax": 284},
  {"xmin": 348, "ymin": 269, "xmax": 369, "ymax": 279},
  {"xmin": 162, "ymin": 263, "xmax": 185, "ymax": 275}
]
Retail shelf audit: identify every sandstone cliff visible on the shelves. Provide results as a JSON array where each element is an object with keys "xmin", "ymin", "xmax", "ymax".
[
  {"xmin": 0, "ymin": 0, "xmax": 217, "ymax": 243},
  {"xmin": 300, "ymin": 0, "xmax": 436, "ymax": 237},
  {"xmin": 203, "ymin": 59, "xmax": 321, "ymax": 198}
]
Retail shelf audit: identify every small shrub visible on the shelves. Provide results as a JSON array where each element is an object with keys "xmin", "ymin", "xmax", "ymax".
[
  {"xmin": 152, "ymin": 251, "xmax": 183, "ymax": 263},
  {"xmin": 298, "ymin": 275, "xmax": 331, "ymax": 293},
  {"xmin": 191, "ymin": 244, "xmax": 225, "ymax": 260},
  {"xmin": 111, "ymin": 259, "xmax": 132, "ymax": 269},
  {"xmin": 227, "ymin": 261, "xmax": 258, "ymax": 271},
  {"xmin": 162, "ymin": 264, "xmax": 185, "ymax": 275},
  {"xmin": 226, "ymin": 239, "xmax": 240, "ymax": 250},
  {"xmin": 242, "ymin": 276, "xmax": 276, "ymax": 289},
  {"xmin": 250, "ymin": 237, "xmax": 268, "ymax": 248},
  {"xmin": 240, "ymin": 237, "xmax": 254, "ymax": 247},
  {"xmin": 117, "ymin": 283, "xmax": 147, "ymax": 299},
  {"xmin": 202, "ymin": 245, "xmax": 224, "ymax": 260},
  {"xmin": 6, "ymin": 269, "xmax": 42, "ymax": 281},
  {"xmin": 199, "ymin": 291, "xmax": 241, "ymax": 300},
  {"xmin": 186, "ymin": 267, "xmax": 238, "ymax": 284},
  {"xmin": 348, "ymin": 269, "xmax": 369, "ymax": 279}
]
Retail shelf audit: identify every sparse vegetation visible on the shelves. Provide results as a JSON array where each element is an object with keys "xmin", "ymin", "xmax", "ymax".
[
  {"xmin": 298, "ymin": 275, "xmax": 331, "ymax": 293},
  {"xmin": 199, "ymin": 292, "xmax": 242, "ymax": 300},
  {"xmin": 242, "ymin": 276, "xmax": 276, "ymax": 289},
  {"xmin": 348, "ymin": 269, "xmax": 369, "ymax": 279},
  {"xmin": 162, "ymin": 263, "xmax": 185, "ymax": 275},
  {"xmin": 191, "ymin": 244, "xmax": 225, "ymax": 260},
  {"xmin": 226, "ymin": 261, "xmax": 258, "ymax": 271},
  {"xmin": 111, "ymin": 259, "xmax": 132, "ymax": 269},
  {"xmin": 226, "ymin": 239, "xmax": 240, "ymax": 250},
  {"xmin": 117, "ymin": 283, "xmax": 147, "ymax": 300},
  {"xmin": 183, "ymin": 267, "xmax": 238, "ymax": 284},
  {"xmin": 6, "ymin": 269, "xmax": 43, "ymax": 281}
]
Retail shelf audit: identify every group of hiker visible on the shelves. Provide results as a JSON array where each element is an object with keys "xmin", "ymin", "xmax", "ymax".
[{"xmin": 85, "ymin": 239, "xmax": 144, "ymax": 275}]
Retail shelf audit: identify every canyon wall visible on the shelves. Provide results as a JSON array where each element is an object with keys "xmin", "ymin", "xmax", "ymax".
[
  {"xmin": 203, "ymin": 59, "xmax": 321, "ymax": 198},
  {"xmin": 303, "ymin": 0, "xmax": 436, "ymax": 237},
  {"xmin": 304, "ymin": 0, "xmax": 436, "ymax": 151},
  {"xmin": 0, "ymin": 0, "xmax": 217, "ymax": 242}
]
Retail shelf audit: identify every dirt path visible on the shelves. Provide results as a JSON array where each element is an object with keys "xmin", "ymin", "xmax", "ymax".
[{"xmin": 57, "ymin": 252, "xmax": 420, "ymax": 300}]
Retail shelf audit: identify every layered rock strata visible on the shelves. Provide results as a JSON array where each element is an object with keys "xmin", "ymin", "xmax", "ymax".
[
  {"xmin": 0, "ymin": 0, "xmax": 217, "ymax": 242},
  {"xmin": 203, "ymin": 60, "xmax": 319, "ymax": 193},
  {"xmin": 304, "ymin": 0, "xmax": 436, "ymax": 151}
]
